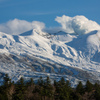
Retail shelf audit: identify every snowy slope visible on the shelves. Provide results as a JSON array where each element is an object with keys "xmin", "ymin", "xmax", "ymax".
[{"xmin": 0, "ymin": 29, "xmax": 100, "ymax": 86}]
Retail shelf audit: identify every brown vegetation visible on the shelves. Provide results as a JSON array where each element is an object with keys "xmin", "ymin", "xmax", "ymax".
[{"xmin": 0, "ymin": 74, "xmax": 100, "ymax": 100}]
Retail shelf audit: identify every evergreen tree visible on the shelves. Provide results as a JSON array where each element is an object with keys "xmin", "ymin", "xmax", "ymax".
[
  {"xmin": 85, "ymin": 80, "xmax": 93, "ymax": 92},
  {"xmin": 59, "ymin": 77, "xmax": 66, "ymax": 86},
  {"xmin": 1, "ymin": 74, "xmax": 100, "ymax": 100},
  {"xmin": 43, "ymin": 76, "xmax": 53, "ymax": 99},
  {"xmin": 38, "ymin": 76, "xmax": 44, "ymax": 86},
  {"xmin": 26, "ymin": 78, "xmax": 34, "ymax": 86},
  {"xmin": 94, "ymin": 83, "xmax": 100, "ymax": 100},
  {"xmin": 76, "ymin": 81, "xmax": 84, "ymax": 95},
  {"xmin": 3, "ymin": 74, "xmax": 11, "ymax": 88},
  {"xmin": 54, "ymin": 80, "xmax": 57, "ymax": 87},
  {"xmin": 13, "ymin": 77, "xmax": 26, "ymax": 100},
  {"xmin": 55, "ymin": 78, "xmax": 72, "ymax": 100},
  {"xmin": 95, "ymin": 87, "xmax": 100, "ymax": 100}
]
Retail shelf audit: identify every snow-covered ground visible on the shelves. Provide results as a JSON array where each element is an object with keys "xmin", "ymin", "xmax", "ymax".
[{"xmin": 0, "ymin": 29, "xmax": 100, "ymax": 86}]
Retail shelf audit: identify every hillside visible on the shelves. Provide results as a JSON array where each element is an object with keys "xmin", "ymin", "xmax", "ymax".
[{"xmin": 0, "ymin": 29, "xmax": 100, "ymax": 86}]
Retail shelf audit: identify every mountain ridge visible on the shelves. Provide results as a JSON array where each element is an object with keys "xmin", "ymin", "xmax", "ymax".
[{"xmin": 0, "ymin": 29, "xmax": 100, "ymax": 86}]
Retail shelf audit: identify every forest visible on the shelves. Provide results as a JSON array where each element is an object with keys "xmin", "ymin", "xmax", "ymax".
[{"xmin": 0, "ymin": 74, "xmax": 100, "ymax": 100}]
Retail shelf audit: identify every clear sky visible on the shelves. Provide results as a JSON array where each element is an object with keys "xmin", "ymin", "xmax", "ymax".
[{"xmin": 0, "ymin": 0, "xmax": 100, "ymax": 27}]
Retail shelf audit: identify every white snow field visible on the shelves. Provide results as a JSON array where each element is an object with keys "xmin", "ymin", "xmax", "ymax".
[{"xmin": 0, "ymin": 28, "xmax": 100, "ymax": 86}]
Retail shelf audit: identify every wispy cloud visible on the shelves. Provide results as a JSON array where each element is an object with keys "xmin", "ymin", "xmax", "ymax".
[
  {"xmin": 0, "ymin": 18, "xmax": 45, "ymax": 35},
  {"xmin": 21, "ymin": 10, "xmax": 68, "ymax": 16},
  {"xmin": 22, "ymin": 12, "xmax": 57, "ymax": 16}
]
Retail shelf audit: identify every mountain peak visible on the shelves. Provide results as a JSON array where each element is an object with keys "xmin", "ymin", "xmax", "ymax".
[
  {"xmin": 0, "ymin": 29, "xmax": 100, "ymax": 86},
  {"xmin": 19, "ymin": 29, "xmax": 49, "ymax": 37},
  {"xmin": 20, "ymin": 30, "xmax": 33, "ymax": 36}
]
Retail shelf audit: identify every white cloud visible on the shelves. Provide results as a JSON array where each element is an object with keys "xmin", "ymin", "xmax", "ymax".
[
  {"xmin": 32, "ymin": 21, "xmax": 45, "ymax": 31},
  {"xmin": 44, "ymin": 27, "xmax": 62, "ymax": 34},
  {"xmin": 0, "ymin": 15, "xmax": 100, "ymax": 35},
  {"xmin": 55, "ymin": 15, "xmax": 100, "ymax": 35},
  {"xmin": 0, "ymin": 19, "xmax": 45, "ymax": 35}
]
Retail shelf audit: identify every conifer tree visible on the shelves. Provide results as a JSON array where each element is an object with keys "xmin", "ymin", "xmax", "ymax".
[
  {"xmin": 95, "ymin": 87, "xmax": 100, "ymax": 100},
  {"xmin": 38, "ymin": 76, "xmax": 44, "ymax": 86},
  {"xmin": 3, "ymin": 74, "xmax": 11, "ymax": 88},
  {"xmin": 54, "ymin": 77, "xmax": 72, "ymax": 100},
  {"xmin": 85, "ymin": 80, "xmax": 93, "ymax": 92},
  {"xmin": 43, "ymin": 76, "xmax": 53, "ymax": 99},
  {"xmin": 26, "ymin": 78, "xmax": 34, "ymax": 86},
  {"xmin": 76, "ymin": 81, "xmax": 84, "ymax": 95},
  {"xmin": 54, "ymin": 80, "xmax": 57, "ymax": 87},
  {"xmin": 60, "ymin": 77, "xmax": 66, "ymax": 86},
  {"xmin": 13, "ymin": 77, "xmax": 25, "ymax": 100},
  {"xmin": 0, "ymin": 74, "xmax": 13, "ymax": 100},
  {"xmin": 94, "ymin": 83, "xmax": 100, "ymax": 100}
]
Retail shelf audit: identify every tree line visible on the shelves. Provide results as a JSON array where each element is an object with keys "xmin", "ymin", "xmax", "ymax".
[{"xmin": 0, "ymin": 74, "xmax": 100, "ymax": 100}]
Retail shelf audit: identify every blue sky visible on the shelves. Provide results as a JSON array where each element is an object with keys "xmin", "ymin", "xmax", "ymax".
[{"xmin": 0, "ymin": 0, "xmax": 100, "ymax": 27}]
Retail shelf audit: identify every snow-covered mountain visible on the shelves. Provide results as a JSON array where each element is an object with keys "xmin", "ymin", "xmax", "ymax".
[{"xmin": 0, "ymin": 29, "xmax": 100, "ymax": 86}]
